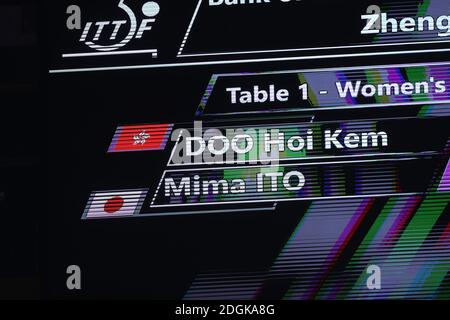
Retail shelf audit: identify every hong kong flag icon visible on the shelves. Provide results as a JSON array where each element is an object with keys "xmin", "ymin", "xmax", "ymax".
[
  {"xmin": 108, "ymin": 124, "xmax": 173, "ymax": 153},
  {"xmin": 83, "ymin": 189, "xmax": 147, "ymax": 219}
]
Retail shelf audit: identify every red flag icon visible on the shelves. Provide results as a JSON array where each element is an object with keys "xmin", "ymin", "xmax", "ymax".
[
  {"xmin": 83, "ymin": 189, "xmax": 147, "ymax": 219},
  {"xmin": 108, "ymin": 124, "xmax": 173, "ymax": 153}
]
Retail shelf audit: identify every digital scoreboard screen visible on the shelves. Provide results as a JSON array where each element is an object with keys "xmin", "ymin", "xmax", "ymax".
[{"xmin": 44, "ymin": 0, "xmax": 449, "ymax": 303}]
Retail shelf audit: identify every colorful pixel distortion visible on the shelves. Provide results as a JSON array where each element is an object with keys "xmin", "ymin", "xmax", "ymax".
[{"xmin": 184, "ymin": 140, "xmax": 450, "ymax": 300}]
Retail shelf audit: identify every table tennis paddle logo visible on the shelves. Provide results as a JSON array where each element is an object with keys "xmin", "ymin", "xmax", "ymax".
[{"xmin": 65, "ymin": 1, "xmax": 160, "ymax": 57}]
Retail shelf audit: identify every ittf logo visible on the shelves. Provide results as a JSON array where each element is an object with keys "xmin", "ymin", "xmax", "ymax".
[{"xmin": 66, "ymin": 1, "xmax": 160, "ymax": 57}]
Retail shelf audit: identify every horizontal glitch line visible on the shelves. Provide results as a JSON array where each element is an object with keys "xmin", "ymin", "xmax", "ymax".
[{"xmin": 51, "ymin": 48, "xmax": 450, "ymax": 73}]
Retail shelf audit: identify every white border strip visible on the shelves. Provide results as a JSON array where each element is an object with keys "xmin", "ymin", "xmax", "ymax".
[
  {"xmin": 151, "ymin": 192, "xmax": 422, "ymax": 208},
  {"xmin": 83, "ymin": 204, "xmax": 276, "ymax": 220},
  {"xmin": 150, "ymin": 157, "xmax": 423, "ymax": 207},
  {"xmin": 167, "ymin": 152, "xmax": 436, "ymax": 167},
  {"xmin": 49, "ymin": 48, "xmax": 450, "ymax": 74},
  {"xmin": 176, "ymin": 0, "xmax": 450, "ymax": 58},
  {"xmin": 199, "ymin": 100, "xmax": 450, "ymax": 117},
  {"xmin": 178, "ymin": 39, "xmax": 450, "ymax": 58},
  {"xmin": 62, "ymin": 49, "xmax": 158, "ymax": 58},
  {"xmin": 210, "ymin": 60, "xmax": 450, "ymax": 79},
  {"xmin": 163, "ymin": 157, "xmax": 417, "ymax": 173},
  {"xmin": 177, "ymin": 0, "xmax": 203, "ymax": 56}
]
